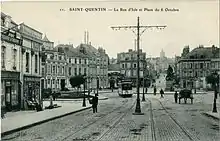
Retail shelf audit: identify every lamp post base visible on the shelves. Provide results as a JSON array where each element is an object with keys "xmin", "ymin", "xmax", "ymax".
[
  {"xmin": 82, "ymin": 98, "xmax": 86, "ymax": 107},
  {"xmin": 212, "ymin": 99, "xmax": 217, "ymax": 113},
  {"xmin": 133, "ymin": 99, "xmax": 144, "ymax": 115}
]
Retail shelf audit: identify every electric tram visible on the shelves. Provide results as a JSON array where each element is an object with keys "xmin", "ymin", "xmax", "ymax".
[{"xmin": 118, "ymin": 79, "xmax": 134, "ymax": 98}]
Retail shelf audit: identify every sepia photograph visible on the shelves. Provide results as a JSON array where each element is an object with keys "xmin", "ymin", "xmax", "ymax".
[{"xmin": 0, "ymin": 0, "xmax": 219, "ymax": 141}]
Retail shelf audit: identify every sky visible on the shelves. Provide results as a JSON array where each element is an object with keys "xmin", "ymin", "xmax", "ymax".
[{"xmin": 1, "ymin": 0, "xmax": 219, "ymax": 58}]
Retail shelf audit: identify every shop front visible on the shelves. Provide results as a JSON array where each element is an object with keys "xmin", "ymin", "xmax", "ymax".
[
  {"xmin": 23, "ymin": 75, "xmax": 41, "ymax": 110},
  {"xmin": 1, "ymin": 71, "xmax": 21, "ymax": 111}
]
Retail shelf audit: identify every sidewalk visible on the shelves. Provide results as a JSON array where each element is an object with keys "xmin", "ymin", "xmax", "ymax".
[
  {"xmin": 1, "ymin": 100, "xmax": 92, "ymax": 136},
  {"xmin": 43, "ymin": 95, "xmax": 108, "ymax": 101}
]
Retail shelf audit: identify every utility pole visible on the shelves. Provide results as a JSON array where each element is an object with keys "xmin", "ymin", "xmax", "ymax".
[{"xmin": 111, "ymin": 17, "xmax": 166, "ymax": 115}]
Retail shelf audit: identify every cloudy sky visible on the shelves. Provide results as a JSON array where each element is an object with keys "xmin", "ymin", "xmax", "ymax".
[{"xmin": 1, "ymin": 0, "xmax": 219, "ymax": 58}]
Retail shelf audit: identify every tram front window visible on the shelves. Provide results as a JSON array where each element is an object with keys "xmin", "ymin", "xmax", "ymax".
[{"xmin": 122, "ymin": 84, "xmax": 132, "ymax": 90}]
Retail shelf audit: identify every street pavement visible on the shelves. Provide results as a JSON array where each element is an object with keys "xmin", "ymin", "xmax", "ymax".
[{"xmin": 1, "ymin": 91, "xmax": 219, "ymax": 141}]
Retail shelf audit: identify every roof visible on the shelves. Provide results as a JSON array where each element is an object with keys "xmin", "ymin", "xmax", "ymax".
[
  {"xmin": 43, "ymin": 35, "xmax": 51, "ymax": 42},
  {"xmin": 183, "ymin": 46, "xmax": 219, "ymax": 59},
  {"xmin": 55, "ymin": 44, "xmax": 87, "ymax": 58},
  {"xmin": 75, "ymin": 43, "xmax": 98, "ymax": 57}
]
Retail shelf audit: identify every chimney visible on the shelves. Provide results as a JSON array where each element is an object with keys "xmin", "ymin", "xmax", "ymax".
[{"xmin": 87, "ymin": 31, "xmax": 89, "ymax": 44}]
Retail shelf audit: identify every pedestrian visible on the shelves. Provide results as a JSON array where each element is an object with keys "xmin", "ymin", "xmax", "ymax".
[
  {"xmin": 154, "ymin": 86, "xmax": 157, "ymax": 95},
  {"xmin": 160, "ymin": 89, "xmax": 164, "ymax": 98},
  {"xmin": 49, "ymin": 94, "xmax": 53, "ymax": 107},
  {"xmin": 174, "ymin": 91, "xmax": 178, "ymax": 103},
  {"xmin": 52, "ymin": 91, "xmax": 56, "ymax": 101},
  {"xmin": 145, "ymin": 87, "xmax": 148, "ymax": 93},
  {"xmin": 92, "ymin": 94, "xmax": 98, "ymax": 113}
]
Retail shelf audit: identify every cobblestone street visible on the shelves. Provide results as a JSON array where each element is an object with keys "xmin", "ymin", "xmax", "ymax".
[{"xmin": 1, "ymin": 92, "xmax": 219, "ymax": 141}]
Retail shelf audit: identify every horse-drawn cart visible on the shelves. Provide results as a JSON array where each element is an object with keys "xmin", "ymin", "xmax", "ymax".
[{"xmin": 179, "ymin": 89, "xmax": 193, "ymax": 104}]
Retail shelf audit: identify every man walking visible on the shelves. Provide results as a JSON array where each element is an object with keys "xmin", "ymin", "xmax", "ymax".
[
  {"xmin": 154, "ymin": 86, "xmax": 157, "ymax": 95},
  {"xmin": 160, "ymin": 88, "xmax": 164, "ymax": 98},
  {"xmin": 92, "ymin": 94, "xmax": 98, "ymax": 113}
]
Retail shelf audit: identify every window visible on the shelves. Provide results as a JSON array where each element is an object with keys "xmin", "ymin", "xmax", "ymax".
[
  {"xmin": 53, "ymin": 79, "xmax": 55, "ymax": 84},
  {"xmin": 84, "ymin": 68, "xmax": 87, "ymax": 75},
  {"xmin": 35, "ymin": 54, "xmax": 38, "ymax": 73},
  {"xmin": 134, "ymin": 64, "xmax": 137, "ymax": 68},
  {"xmin": 48, "ymin": 80, "xmax": 50, "ymax": 84},
  {"xmin": 200, "ymin": 63, "xmax": 203, "ymax": 69},
  {"xmin": 42, "ymin": 68, "xmax": 45, "ymax": 75},
  {"xmin": 56, "ymin": 65, "xmax": 57, "ymax": 74},
  {"xmin": 62, "ymin": 66, "xmax": 64, "ymax": 75},
  {"xmin": 75, "ymin": 58, "xmax": 77, "ymax": 64},
  {"xmin": 58, "ymin": 66, "xmax": 60, "ymax": 74},
  {"xmin": 75, "ymin": 68, "xmax": 77, "ymax": 76},
  {"xmin": 12, "ymin": 49, "xmax": 17, "ymax": 70},
  {"xmin": 69, "ymin": 67, "xmax": 71, "ymax": 76},
  {"xmin": 59, "ymin": 56, "xmax": 61, "ymax": 60},
  {"xmin": 47, "ymin": 64, "xmax": 51, "ymax": 74},
  {"xmin": 1, "ymin": 46, "xmax": 6, "ymax": 68},
  {"xmin": 84, "ymin": 59, "xmax": 87, "ymax": 64},
  {"xmin": 53, "ymin": 66, "xmax": 55, "ymax": 74},
  {"xmin": 26, "ymin": 52, "xmax": 30, "ymax": 72},
  {"xmin": 79, "ymin": 59, "xmax": 81, "ymax": 64},
  {"xmin": 79, "ymin": 68, "xmax": 81, "ymax": 75},
  {"xmin": 122, "ymin": 64, "xmax": 124, "ymax": 68},
  {"xmin": 69, "ymin": 58, "xmax": 71, "ymax": 63}
]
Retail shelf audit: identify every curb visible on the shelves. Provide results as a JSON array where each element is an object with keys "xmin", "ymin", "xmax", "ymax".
[
  {"xmin": 43, "ymin": 97, "xmax": 108, "ymax": 102},
  {"xmin": 1, "ymin": 106, "xmax": 92, "ymax": 137},
  {"xmin": 202, "ymin": 112, "xmax": 220, "ymax": 121}
]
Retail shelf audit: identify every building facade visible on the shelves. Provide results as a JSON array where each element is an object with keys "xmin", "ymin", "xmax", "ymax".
[
  {"xmin": 41, "ymin": 36, "xmax": 67, "ymax": 92},
  {"xmin": 117, "ymin": 49, "xmax": 147, "ymax": 86},
  {"xmin": 1, "ymin": 12, "xmax": 23, "ymax": 111},
  {"xmin": 177, "ymin": 45, "xmax": 219, "ymax": 89},
  {"xmin": 19, "ymin": 23, "xmax": 43, "ymax": 109}
]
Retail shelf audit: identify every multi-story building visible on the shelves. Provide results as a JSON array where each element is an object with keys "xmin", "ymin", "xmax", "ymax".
[
  {"xmin": 177, "ymin": 45, "xmax": 219, "ymax": 89},
  {"xmin": 1, "ymin": 12, "xmax": 23, "ymax": 111},
  {"xmin": 41, "ymin": 38, "xmax": 66, "ymax": 92},
  {"xmin": 19, "ymin": 23, "xmax": 43, "ymax": 109},
  {"xmin": 117, "ymin": 49, "xmax": 147, "ymax": 86},
  {"xmin": 75, "ymin": 43, "xmax": 109, "ymax": 89},
  {"xmin": 1, "ymin": 12, "xmax": 43, "ymax": 111}
]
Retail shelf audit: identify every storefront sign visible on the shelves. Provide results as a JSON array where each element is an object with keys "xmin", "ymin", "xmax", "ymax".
[
  {"xmin": 1, "ymin": 34, "xmax": 22, "ymax": 45},
  {"xmin": 24, "ymin": 76, "xmax": 41, "ymax": 82}
]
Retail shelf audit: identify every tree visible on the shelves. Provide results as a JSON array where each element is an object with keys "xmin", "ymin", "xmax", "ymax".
[
  {"xmin": 69, "ymin": 75, "xmax": 86, "ymax": 92},
  {"xmin": 166, "ymin": 65, "xmax": 174, "ymax": 81},
  {"xmin": 206, "ymin": 72, "xmax": 219, "ymax": 90}
]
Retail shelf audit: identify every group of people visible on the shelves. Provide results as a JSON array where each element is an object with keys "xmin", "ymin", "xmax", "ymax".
[{"xmin": 153, "ymin": 86, "xmax": 165, "ymax": 98}]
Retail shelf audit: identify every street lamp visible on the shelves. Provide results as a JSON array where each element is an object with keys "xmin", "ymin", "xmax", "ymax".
[
  {"xmin": 82, "ymin": 75, "xmax": 86, "ymax": 107},
  {"xmin": 97, "ymin": 76, "xmax": 99, "ymax": 95},
  {"xmin": 142, "ymin": 64, "xmax": 147, "ymax": 102},
  {"xmin": 212, "ymin": 71, "xmax": 219, "ymax": 113}
]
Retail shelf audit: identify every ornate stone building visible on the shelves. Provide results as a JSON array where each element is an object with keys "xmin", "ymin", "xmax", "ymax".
[
  {"xmin": 19, "ymin": 23, "xmax": 43, "ymax": 109},
  {"xmin": 177, "ymin": 45, "xmax": 219, "ymax": 89}
]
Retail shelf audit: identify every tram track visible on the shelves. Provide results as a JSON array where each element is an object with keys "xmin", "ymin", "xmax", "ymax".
[
  {"xmin": 95, "ymin": 100, "xmax": 136, "ymax": 141},
  {"xmin": 152, "ymin": 98, "xmax": 198, "ymax": 141},
  {"xmin": 53, "ymin": 98, "xmax": 134, "ymax": 141}
]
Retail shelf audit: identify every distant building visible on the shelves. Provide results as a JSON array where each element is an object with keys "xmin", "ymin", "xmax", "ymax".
[
  {"xmin": 117, "ymin": 49, "xmax": 147, "ymax": 86},
  {"xmin": 41, "ymin": 39, "xmax": 67, "ymax": 92},
  {"xmin": 177, "ymin": 45, "xmax": 220, "ymax": 89}
]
